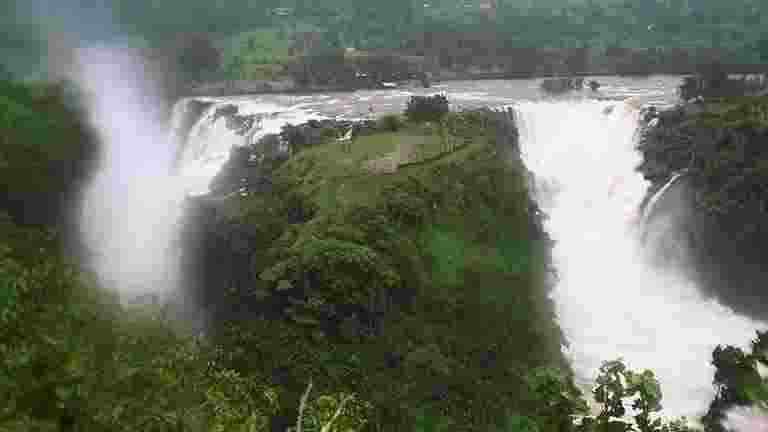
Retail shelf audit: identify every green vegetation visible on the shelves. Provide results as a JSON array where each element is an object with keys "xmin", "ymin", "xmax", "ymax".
[
  {"xmin": 277, "ymin": 123, "xmax": 478, "ymax": 209},
  {"xmin": 702, "ymin": 331, "xmax": 768, "ymax": 432},
  {"xmin": 0, "ymin": 79, "xmax": 97, "ymax": 227},
  {"xmin": 7, "ymin": 0, "xmax": 768, "ymax": 81},
  {"xmin": 642, "ymin": 97, "xmax": 768, "ymax": 230},
  {"xmin": 220, "ymin": 29, "xmax": 293, "ymax": 80},
  {"xmin": 377, "ymin": 114, "xmax": 405, "ymax": 132},
  {"xmin": 406, "ymin": 95, "xmax": 450, "ymax": 124},
  {"xmin": 696, "ymin": 97, "xmax": 768, "ymax": 130},
  {"xmin": 208, "ymin": 113, "xmax": 567, "ymax": 430},
  {"xmin": 103, "ymin": 0, "xmax": 768, "ymax": 60},
  {"xmin": 0, "ymin": 212, "xmax": 374, "ymax": 431}
]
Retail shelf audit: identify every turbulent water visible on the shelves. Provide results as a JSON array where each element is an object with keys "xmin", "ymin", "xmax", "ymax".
[{"xmin": 515, "ymin": 100, "xmax": 765, "ymax": 419}]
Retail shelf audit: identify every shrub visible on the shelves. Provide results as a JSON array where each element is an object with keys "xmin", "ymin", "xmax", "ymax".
[
  {"xmin": 377, "ymin": 114, "xmax": 404, "ymax": 132},
  {"xmin": 405, "ymin": 94, "xmax": 450, "ymax": 124}
]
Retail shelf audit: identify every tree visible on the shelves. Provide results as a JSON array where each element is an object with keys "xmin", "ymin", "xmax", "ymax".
[
  {"xmin": 703, "ymin": 332, "xmax": 768, "ymax": 432},
  {"xmin": 405, "ymin": 94, "xmax": 449, "ymax": 124},
  {"xmin": 166, "ymin": 33, "xmax": 222, "ymax": 83},
  {"xmin": 584, "ymin": 359, "xmax": 680, "ymax": 432}
]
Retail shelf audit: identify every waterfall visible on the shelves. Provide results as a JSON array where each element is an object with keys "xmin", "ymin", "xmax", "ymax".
[
  {"xmin": 174, "ymin": 98, "xmax": 325, "ymax": 196},
  {"xmin": 514, "ymin": 99, "xmax": 765, "ymax": 419}
]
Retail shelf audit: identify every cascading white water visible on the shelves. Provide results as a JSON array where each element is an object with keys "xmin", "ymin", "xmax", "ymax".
[
  {"xmin": 175, "ymin": 99, "xmax": 325, "ymax": 196},
  {"xmin": 515, "ymin": 100, "xmax": 766, "ymax": 419}
]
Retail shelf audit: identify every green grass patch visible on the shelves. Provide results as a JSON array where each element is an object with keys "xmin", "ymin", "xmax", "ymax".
[
  {"xmin": 424, "ymin": 226, "xmax": 466, "ymax": 287},
  {"xmin": 497, "ymin": 232, "xmax": 533, "ymax": 275},
  {"xmin": 695, "ymin": 96, "xmax": 768, "ymax": 129},
  {"xmin": 278, "ymin": 126, "xmax": 487, "ymax": 214},
  {"xmin": 424, "ymin": 224, "xmax": 534, "ymax": 292}
]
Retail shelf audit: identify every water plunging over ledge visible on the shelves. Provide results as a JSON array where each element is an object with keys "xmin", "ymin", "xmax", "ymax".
[{"xmin": 514, "ymin": 99, "xmax": 766, "ymax": 419}]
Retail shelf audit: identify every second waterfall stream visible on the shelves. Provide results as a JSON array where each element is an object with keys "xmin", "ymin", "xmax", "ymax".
[{"xmin": 514, "ymin": 100, "xmax": 765, "ymax": 419}]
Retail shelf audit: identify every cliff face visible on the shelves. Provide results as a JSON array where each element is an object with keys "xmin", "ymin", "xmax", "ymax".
[
  {"xmin": 638, "ymin": 98, "xmax": 768, "ymax": 320},
  {"xmin": 178, "ymin": 112, "xmax": 582, "ymax": 430}
]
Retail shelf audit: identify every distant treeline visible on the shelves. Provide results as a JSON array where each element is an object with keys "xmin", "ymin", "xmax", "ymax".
[
  {"xmin": 108, "ymin": 0, "xmax": 768, "ymax": 63},
  {"xmin": 6, "ymin": 0, "xmax": 768, "ymax": 81}
]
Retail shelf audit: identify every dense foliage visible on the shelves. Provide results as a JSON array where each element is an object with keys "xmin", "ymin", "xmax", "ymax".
[
  {"xmin": 6, "ymin": 0, "xmax": 768, "ymax": 81},
  {"xmin": 405, "ymin": 95, "xmax": 450, "ymax": 124},
  {"xmin": 183, "ymin": 111, "xmax": 574, "ymax": 430},
  {"xmin": 0, "ymin": 79, "xmax": 98, "ymax": 229},
  {"xmin": 102, "ymin": 0, "xmax": 768, "ymax": 61},
  {"xmin": 0, "ymin": 211, "xmax": 378, "ymax": 431}
]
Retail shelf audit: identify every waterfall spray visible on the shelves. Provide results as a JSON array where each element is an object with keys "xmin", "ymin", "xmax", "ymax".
[{"xmin": 75, "ymin": 45, "xmax": 185, "ymax": 302}]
